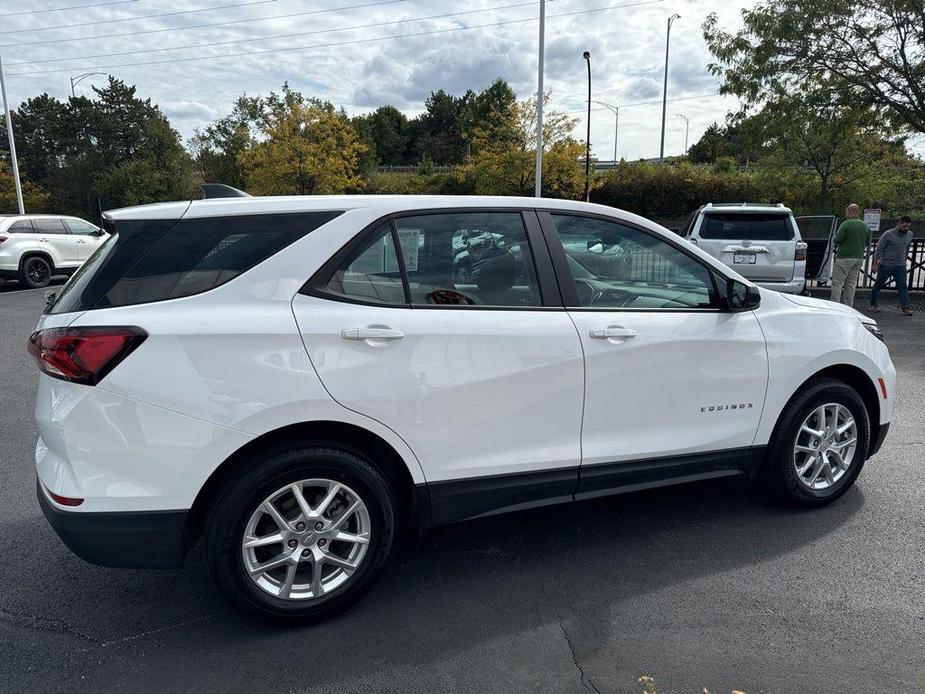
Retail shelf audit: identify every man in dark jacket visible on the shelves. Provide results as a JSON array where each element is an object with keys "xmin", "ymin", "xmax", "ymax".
[{"xmin": 870, "ymin": 216, "xmax": 913, "ymax": 316}]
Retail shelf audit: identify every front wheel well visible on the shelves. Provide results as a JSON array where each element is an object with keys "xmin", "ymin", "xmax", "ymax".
[
  {"xmin": 791, "ymin": 364, "xmax": 881, "ymax": 456},
  {"xmin": 185, "ymin": 421, "xmax": 422, "ymax": 551}
]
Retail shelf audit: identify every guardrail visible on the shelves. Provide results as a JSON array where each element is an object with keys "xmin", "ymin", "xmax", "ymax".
[{"xmin": 806, "ymin": 238, "xmax": 925, "ymax": 291}]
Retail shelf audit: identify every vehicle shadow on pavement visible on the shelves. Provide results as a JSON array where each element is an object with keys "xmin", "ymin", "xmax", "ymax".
[{"xmin": 0, "ymin": 476, "xmax": 865, "ymax": 691}]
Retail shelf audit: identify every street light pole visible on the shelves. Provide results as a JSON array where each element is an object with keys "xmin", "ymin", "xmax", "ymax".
[
  {"xmin": 534, "ymin": 0, "xmax": 545, "ymax": 198},
  {"xmin": 592, "ymin": 101, "xmax": 619, "ymax": 163},
  {"xmin": 0, "ymin": 53, "xmax": 24, "ymax": 214},
  {"xmin": 676, "ymin": 113, "xmax": 689, "ymax": 155},
  {"xmin": 658, "ymin": 13, "xmax": 681, "ymax": 164},
  {"xmin": 583, "ymin": 51, "xmax": 591, "ymax": 201},
  {"xmin": 70, "ymin": 72, "xmax": 106, "ymax": 98}
]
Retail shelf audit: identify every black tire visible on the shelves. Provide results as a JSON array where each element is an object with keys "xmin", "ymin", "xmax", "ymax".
[
  {"xmin": 20, "ymin": 256, "xmax": 52, "ymax": 289},
  {"xmin": 205, "ymin": 444, "xmax": 396, "ymax": 624},
  {"xmin": 763, "ymin": 378, "xmax": 870, "ymax": 506}
]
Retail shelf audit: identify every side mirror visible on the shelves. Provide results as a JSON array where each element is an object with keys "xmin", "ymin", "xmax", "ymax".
[
  {"xmin": 725, "ymin": 278, "xmax": 761, "ymax": 311},
  {"xmin": 91, "ymin": 228, "xmax": 105, "ymax": 236}
]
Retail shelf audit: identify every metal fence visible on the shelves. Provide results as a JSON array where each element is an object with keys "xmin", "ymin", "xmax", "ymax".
[{"xmin": 806, "ymin": 238, "xmax": 925, "ymax": 291}]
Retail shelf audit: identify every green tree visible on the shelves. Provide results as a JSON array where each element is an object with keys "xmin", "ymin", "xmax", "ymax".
[
  {"xmin": 703, "ymin": 1, "xmax": 925, "ymax": 134},
  {"xmin": 0, "ymin": 161, "xmax": 50, "ymax": 213}
]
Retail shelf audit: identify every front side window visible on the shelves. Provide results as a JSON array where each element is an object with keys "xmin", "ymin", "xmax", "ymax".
[
  {"xmin": 552, "ymin": 214, "xmax": 716, "ymax": 309},
  {"xmin": 64, "ymin": 219, "xmax": 101, "ymax": 235},
  {"xmin": 698, "ymin": 213, "xmax": 793, "ymax": 241},
  {"xmin": 395, "ymin": 212, "xmax": 541, "ymax": 307}
]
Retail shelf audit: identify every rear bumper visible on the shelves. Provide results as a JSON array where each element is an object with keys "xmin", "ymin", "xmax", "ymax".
[
  {"xmin": 754, "ymin": 278, "xmax": 806, "ymax": 294},
  {"xmin": 38, "ymin": 480, "xmax": 189, "ymax": 568}
]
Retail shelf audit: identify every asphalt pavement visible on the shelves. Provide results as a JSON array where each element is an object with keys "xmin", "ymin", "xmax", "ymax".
[{"xmin": 0, "ymin": 282, "xmax": 923, "ymax": 694}]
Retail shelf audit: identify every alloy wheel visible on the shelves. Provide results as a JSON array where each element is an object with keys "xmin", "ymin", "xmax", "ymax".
[
  {"xmin": 792, "ymin": 403, "xmax": 858, "ymax": 491},
  {"xmin": 241, "ymin": 479, "xmax": 371, "ymax": 601},
  {"xmin": 26, "ymin": 259, "xmax": 50, "ymax": 286}
]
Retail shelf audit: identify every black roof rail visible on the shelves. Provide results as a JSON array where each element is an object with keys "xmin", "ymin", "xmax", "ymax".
[{"xmin": 200, "ymin": 183, "xmax": 251, "ymax": 199}]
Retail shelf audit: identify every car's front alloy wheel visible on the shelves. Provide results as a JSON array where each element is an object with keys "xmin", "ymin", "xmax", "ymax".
[{"xmin": 764, "ymin": 377, "xmax": 870, "ymax": 506}]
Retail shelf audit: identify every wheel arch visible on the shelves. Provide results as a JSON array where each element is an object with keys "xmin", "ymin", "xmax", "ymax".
[
  {"xmin": 19, "ymin": 250, "xmax": 55, "ymax": 273},
  {"xmin": 777, "ymin": 363, "xmax": 880, "ymax": 457},
  {"xmin": 185, "ymin": 421, "xmax": 427, "ymax": 550}
]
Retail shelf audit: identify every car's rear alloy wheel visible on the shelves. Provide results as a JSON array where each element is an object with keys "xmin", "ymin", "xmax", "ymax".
[
  {"xmin": 792, "ymin": 403, "xmax": 858, "ymax": 491},
  {"xmin": 21, "ymin": 257, "xmax": 52, "ymax": 289},
  {"xmin": 205, "ymin": 445, "xmax": 395, "ymax": 623},
  {"xmin": 241, "ymin": 479, "xmax": 371, "ymax": 601}
]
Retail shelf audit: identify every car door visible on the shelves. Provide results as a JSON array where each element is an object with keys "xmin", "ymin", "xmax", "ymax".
[
  {"xmin": 33, "ymin": 218, "xmax": 80, "ymax": 268},
  {"xmin": 539, "ymin": 211, "xmax": 769, "ymax": 497},
  {"xmin": 63, "ymin": 218, "xmax": 104, "ymax": 261},
  {"xmin": 695, "ymin": 212, "xmax": 797, "ymax": 283},
  {"xmin": 292, "ymin": 210, "xmax": 585, "ymax": 525},
  {"xmin": 795, "ymin": 215, "xmax": 837, "ymax": 281}
]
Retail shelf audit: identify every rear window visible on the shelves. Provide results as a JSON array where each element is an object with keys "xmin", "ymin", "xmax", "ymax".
[
  {"xmin": 698, "ymin": 213, "xmax": 794, "ymax": 241},
  {"xmin": 49, "ymin": 211, "xmax": 340, "ymax": 314}
]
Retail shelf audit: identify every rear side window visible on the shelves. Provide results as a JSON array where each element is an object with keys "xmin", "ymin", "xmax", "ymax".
[
  {"xmin": 50, "ymin": 212, "xmax": 340, "ymax": 314},
  {"xmin": 8, "ymin": 219, "xmax": 34, "ymax": 233},
  {"xmin": 699, "ymin": 213, "xmax": 794, "ymax": 241},
  {"xmin": 33, "ymin": 218, "xmax": 68, "ymax": 234}
]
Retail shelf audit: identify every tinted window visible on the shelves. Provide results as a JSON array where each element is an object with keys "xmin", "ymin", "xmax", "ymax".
[
  {"xmin": 324, "ymin": 224, "xmax": 406, "ymax": 305},
  {"xmin": 7, "ymin": 220, "xmax": 34, "ymax": 233},
  {"xmin": 64, "ymin": 219, "xmax": 100, "ymax": 235},
  {"xmin": 50, "ymin": 212, "xmax": 339, "ymax": 314},
  {"xmin": 33, "ymin": 218, "xmax": 67, "ymax": 234},
  {"xmin": 699, "ymin": 213, "xmax": 794, "ymax": 241},
  {"xmin": 552, "ymin": 215, "xmax": 716, "ymax": 309},
  {"xmin": 395, "ymin": 212, "xmax": 541, "ymax": 307}
]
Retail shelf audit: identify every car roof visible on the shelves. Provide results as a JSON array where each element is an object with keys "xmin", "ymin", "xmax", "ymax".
[
  {"xmin": 103, "ymin": 195, "xmax": 656, "ymax": 226},
  {"xmin": 700, "ymin": 202, "xmax": 793, "ymax": 214}
]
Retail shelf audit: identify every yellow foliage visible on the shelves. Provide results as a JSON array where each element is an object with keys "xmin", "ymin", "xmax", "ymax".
[
  {"xmin": 239, "ymin": 102, "xmax": 367, "ymax": 195},
  {"xmin": 0, "ymin": 160, "xmax": 50, "ymax": 213}
]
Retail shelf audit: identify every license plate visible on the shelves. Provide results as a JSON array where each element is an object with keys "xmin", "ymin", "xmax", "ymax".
[{"xmin": 733, "ymin": 252, "xmax": 756, "ymax": 264}]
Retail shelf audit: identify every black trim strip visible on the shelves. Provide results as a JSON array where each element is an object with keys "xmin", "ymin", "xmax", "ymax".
[{"xmin": 421, "ymin": 446, "xmax": 766, "ymax": 527}]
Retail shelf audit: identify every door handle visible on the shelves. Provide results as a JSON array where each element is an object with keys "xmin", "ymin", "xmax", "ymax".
[
  {"xmin": 341, "ymin": 328, "xmax": 405, "ymax": 341},
  {"xmin": 38, "ymin": 238, "xmax": 48, "ymax": 242},
  {"xmin": 589, "ymin": 327, "xmax": 636, "ymax": 339}
]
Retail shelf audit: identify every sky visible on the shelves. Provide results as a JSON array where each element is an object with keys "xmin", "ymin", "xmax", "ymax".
[{"xmin": 0, "ymin": 0, "xmax": 755, "ymax": 161}]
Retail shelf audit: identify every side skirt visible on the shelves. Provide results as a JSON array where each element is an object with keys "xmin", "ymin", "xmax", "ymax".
[{"xmin": 420, "ymin": 447, "xmax": 765, "ymax": 528}]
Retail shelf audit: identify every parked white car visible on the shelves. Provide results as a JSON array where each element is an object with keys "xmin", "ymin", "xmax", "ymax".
[
  {"xmin": 30, "ymin": 193, "xmax": 894, "ymax": 623},
  {"xmin": 682, "ymin": 203, "xmax": 808, "ymax": 293},
  {"xmin": 0, "ymin": 214, "xmax": 107, "ymax": 288}
]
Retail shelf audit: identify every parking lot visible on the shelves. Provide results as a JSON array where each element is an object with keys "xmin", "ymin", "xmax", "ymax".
[{"xmin": 0, "ymin": 282, "xmax": 923, "ymax": 694}]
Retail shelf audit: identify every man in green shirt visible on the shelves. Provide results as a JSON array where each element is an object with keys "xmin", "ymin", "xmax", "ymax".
[{"xmin": 830, "ymin": 203, "xmax": 871, "ymax": 306}]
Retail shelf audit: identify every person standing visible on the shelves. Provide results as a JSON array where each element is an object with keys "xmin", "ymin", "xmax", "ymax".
[
  {"xmin": 870, "ymin": 216, "xmax": 914, "ymax": 316},
  {"xmin": 830, "ymin": 203, "xmax": 871, "ymax": 306}
]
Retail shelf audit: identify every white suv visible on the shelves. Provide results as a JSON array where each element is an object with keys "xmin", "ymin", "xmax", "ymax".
[
  {"xmin": 682, "ymin": 203, "xmax": 808, "ymax": 293},
  {"xmin": 30, "ymin": 193, "xmax": 894, "ymax": 623},
  {"xmin": 0, "ymin": 214, "xmax": 106, "ymax": 288}
]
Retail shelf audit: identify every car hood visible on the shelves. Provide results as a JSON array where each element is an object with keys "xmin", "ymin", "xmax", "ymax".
[{"xmin": 779, "ymin": 292, "xmax": 872, "ymax": 321}]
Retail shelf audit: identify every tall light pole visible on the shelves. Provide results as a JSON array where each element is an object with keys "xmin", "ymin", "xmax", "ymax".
[
  {"xmin": 534, "ymin": 0, "xmax": 545, "ymax": 198},
  {"xmin": 583, "ymin": 51, "xmax": 591, "ymax": 201},
  {"xmin": 676, "ymin": 112, "xmax": 689, "ymax": 155},
  {"xmin": 658, "ymin": 13, "xmax": 681, "ymax": 164},
  {"xmin": 70, "ymin": 72, "xmax": 106, "ymax": 98},
  {"xmin": 0, "ymin": 53, "xmax": 24, "ymax": 214},
  {"xmin": 593, "ymin": 101, "xmax": 619, "ymax": 163}
]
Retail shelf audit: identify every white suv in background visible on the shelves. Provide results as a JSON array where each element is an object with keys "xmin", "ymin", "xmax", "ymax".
[
  {"xmin": 0, "ymin": 214, "xmax": 106, "ymax": 288},
  {"xmin": 683, "ymin": 203, "xmax": 808, "ymax": 293},
  {"xmin": 30, "ymin": 192, "xmax": 894, "ymax": 624}
]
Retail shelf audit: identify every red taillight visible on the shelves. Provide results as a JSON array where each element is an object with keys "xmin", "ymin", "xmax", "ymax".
[
  {"xmin": 0, "ymin": 234, "xmax": 8, "ymax": 243},
  {"xmin": 48, "ymin": 489, "xmax": 84, "ymax": 506},
  {"xmin": 28, "ymin": 326, "xmax": 147, "ymax": 385},
  {"xmin": 794, "ymin": 242, "xmax": 808, "ymax": 261}
]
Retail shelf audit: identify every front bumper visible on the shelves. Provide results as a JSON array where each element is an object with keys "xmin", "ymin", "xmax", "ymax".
[{"xmin": 38, "ymin": 480, "xmax": 189, "ymax": 568}]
